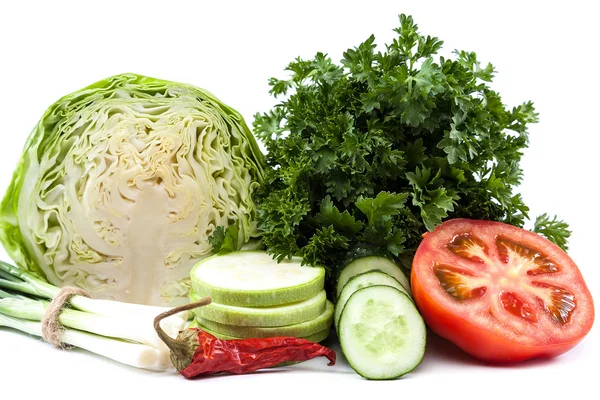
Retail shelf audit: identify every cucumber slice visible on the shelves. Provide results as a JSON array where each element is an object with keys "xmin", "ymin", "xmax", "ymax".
[
  {"xmin": 196, "ymin": 301, "xmax": 334, "ymax": 338},
  {"xmin": 334, "ymin": 270, "xmax": 409, "ymax": 329},
  {"xmin": 338, "ymin": 285, "xmax": 426, "ymax": 380},
  {"xmin": 190, "ymin": 319, "xmax": 332, "ymax": 343},
  {"xmin": 190, "ymin": 251, "xmax": 325, "ymax": 307},
  {"xmin": 189, "ymin": 290, "xmax": 327, "ymax": 327},
  {"xmin": 336, "ymin": 256, "xmax": 410, "ymax": 299}
]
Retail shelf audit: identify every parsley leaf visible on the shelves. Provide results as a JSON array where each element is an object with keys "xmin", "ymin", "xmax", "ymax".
[
  {"xmin": 253, "ymin": 14, "xmax": 570, "ymax": 295},
  {"xmin": 315, "ymin": 196, "xmax": 364, "ymax": 235},
  {"xmin": 356, "ymin": 192, "xmax": 409, "ymax": 224},
  {"xmin": 208, "ymin": 223, "xmax": 240, "ymax": 255},
  {"xmin": 533, "ymin": 213, "xmax": 572, "ymax": 251}
]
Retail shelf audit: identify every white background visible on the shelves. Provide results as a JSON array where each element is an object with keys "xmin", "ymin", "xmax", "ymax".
[{"xmin": 0, "ymin": 1, "xmax": 598, "ymax": 399}]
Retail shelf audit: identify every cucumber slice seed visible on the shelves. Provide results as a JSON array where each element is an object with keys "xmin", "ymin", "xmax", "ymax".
[
  {"xmin": 335, "ymin": 256, "xmax": 410, "ymax": 299},
  {"xmin": 190, "ymin": 319, "xmax": 332, "ymax": 343},
  {"xmin": 196, "ymin": 301, "xmax": 334, "ymax": 338},
  {"xmin": 334, "ymin": 270, "xmax": 410, "ymax": 329},
  {"xmin": 190, "ymin": 251, "xmax": 325, "ymax": 307},
  {"xmin": 189, "ymin": 290, "xmax": 327, "ymax": 327},
  {"xmin": 339, "ymin": 285, "xmax": 426, "ymax": 380}
]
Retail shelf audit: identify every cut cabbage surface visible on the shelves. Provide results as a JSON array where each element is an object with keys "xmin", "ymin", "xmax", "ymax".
[{"xmin": 0, "ymin": 73, "xmax": 265, "ymax": 306}]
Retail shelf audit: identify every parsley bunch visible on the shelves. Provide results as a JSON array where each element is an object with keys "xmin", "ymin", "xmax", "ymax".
[{"xmin": 252, "ymin": 15, "xmax": 569, "ymax": 288}]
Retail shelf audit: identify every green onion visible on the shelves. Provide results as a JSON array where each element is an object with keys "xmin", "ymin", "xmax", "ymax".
[
  {"xmin": 0, "ymin": 313, "xmax": 171, "ymax": 370},
  {"xmin": 0, "ymin": 261, "xmax": 187, "ymax": 370}
]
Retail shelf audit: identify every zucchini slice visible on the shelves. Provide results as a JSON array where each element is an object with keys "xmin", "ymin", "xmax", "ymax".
[
  {"xmin": 189, "ymin": 289, "xmax": 327, "ymax": 327},
  {"xmin": 190, "ymin": 251, "xmax": 325, "ymax": 307},
  {"xmin": 190, "ymin": 320, "xmax": 332, "ymax": 343},
  {"xmin": 195, "ymin": 301, "xmax": 334, "ymax": 338}
]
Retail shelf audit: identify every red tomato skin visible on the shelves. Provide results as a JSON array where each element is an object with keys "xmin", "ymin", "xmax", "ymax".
[
  {"xmin": 411, "ymin": 218, "xmax": 595, "ymax": 363},
  {"xmin": 411, "ymin": 272, "xmax": 585, "ymax": 363}
]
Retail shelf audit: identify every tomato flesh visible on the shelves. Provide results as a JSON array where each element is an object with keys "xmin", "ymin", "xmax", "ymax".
[{"xmin": 411, "ymin": 218, "xmax": 595, "ymax": 362}]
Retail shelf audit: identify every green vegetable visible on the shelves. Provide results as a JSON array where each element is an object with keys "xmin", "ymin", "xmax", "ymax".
[
  {"xmin": 0, "ymin": 73, "xmax": 265, "ymax": 306},
  {"xmin": 0, "ymin": 260, "xmax": 186, "ymax": 370},
  {"xmin": 189, "ymin": 289, "xmax": 327, "ymax": 326},
  {"xmin": 189, "ymin": 319, "xmax": 332, "ymax": 343},
  {"xmin": 253, "ymin": 14, "xmax": 569, "ymax": 294},
  {"xmin": 190, "ymin": 251, "xmax": 325, "ymax": 307},
  {"xmin": 334, "ymin": 270, "xmax": 409, "ymax": 329},
  {"xmin": 194, "ymin": 300, "xmax": 334, "ymax": 338},
  {"xmin": 338, "ymin": 285, "xmax": 426, "ymax": 380},
  {"xmin": 533, "ymin": 213, "xmax": 572, "ymax": 251},
  {"xmin": 335, "ymin": 256, "xmax": 410, "ymax": 299}
]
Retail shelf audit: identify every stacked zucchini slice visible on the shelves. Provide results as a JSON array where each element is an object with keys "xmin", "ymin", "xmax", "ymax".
[{"xmin": 188, "ymin": 251, "xmax": 333, "ymax": 342}]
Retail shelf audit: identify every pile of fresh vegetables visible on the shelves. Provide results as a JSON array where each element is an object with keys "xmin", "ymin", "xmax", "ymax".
[{"xmin": 0, "ymin": 14, "xmax": 594, "ymax": 381}]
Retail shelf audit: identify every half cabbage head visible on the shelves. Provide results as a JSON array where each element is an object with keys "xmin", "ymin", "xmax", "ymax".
[{"xmin": 0, "ymin": 73, "xmax": 265, "ymax": 306}]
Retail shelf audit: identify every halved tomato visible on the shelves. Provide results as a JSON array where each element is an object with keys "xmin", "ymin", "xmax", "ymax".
[{"xmin": 411, "ymin": 218, "xmax": 594, "ymax": 363}]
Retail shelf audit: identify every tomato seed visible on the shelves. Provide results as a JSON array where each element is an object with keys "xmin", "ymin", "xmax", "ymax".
[
  {"xmin": 446, "ymin": 233, "xmax": 489, "ymax": 264},
  {"xmin": 499, "ymin": 291, "xmax": 537, "ymax": 322},
  {"xmin": 434, "ymin": 264, "xmax": 487, "ymax": 300},
  {"xmin": 532, "ymin": 282, "xmax": 576, "ymax": 325}
]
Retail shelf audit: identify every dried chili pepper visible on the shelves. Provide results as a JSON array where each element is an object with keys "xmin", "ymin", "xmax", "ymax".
[{"xmin": 154, "ymin": 297, "xmax": 336, "ymax": 378}]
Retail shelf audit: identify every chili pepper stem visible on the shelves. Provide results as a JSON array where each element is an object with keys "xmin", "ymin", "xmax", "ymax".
[{"xmin": 153, "ymin": 297, "xmax": 212, "ymax": 371}]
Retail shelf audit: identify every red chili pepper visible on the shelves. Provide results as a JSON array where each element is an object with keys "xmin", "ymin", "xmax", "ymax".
[{"xmin": 154, "ymin": 297, "xmax": 336, "ymax": 378}]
